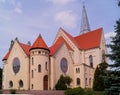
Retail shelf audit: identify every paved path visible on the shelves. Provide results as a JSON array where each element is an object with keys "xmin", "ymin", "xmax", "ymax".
[{"xmin": 2, "ymin": 90, "xmax": 64, "ymax": 95}]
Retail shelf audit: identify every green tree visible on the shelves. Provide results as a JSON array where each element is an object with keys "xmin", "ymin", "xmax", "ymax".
[
  {"xmin": 55, "ymin": 75, "xmax": 67, "ymax": 90},
  {"xmin": 93, "ymin": 62, "xmax": 108, "ymax": 91},
  {"xmin": 64, "ymin": 75, "xmax": 72, "ymax": 87},
  {"xmin": 55, "ymin": 75, "xmax": 72, "ymax": 90},
  {"xmin": 104, "ymin": 2, "xmax": 120, "ymax": 94}
]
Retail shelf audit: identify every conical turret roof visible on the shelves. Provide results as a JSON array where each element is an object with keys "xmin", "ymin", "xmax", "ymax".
[{"xmin": 30, "ymin": 34, "xmax": 49, "ymax": 51}]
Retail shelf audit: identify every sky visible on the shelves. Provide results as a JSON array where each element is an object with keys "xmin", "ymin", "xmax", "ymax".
[{"xmin": 0, "ymin": 0, "xmax": 120, "ymax": 68}]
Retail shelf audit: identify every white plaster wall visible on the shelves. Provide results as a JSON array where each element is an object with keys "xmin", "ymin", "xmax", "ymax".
[
  {"xmin": 30, "ymin": 49, "xmax": 49, "ymax": 90},
  {"xmin": 53, "ymin": 43, "xmax": 74, "ymax": 88},
  {"xmin": 3, "ymin": 41, "xmax": 30, "ymax": 90}
]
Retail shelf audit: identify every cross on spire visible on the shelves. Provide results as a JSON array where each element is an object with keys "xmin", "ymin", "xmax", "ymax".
[{"xmin": 80, "ymin": 3, "xmax": 91, "ymax": 34}]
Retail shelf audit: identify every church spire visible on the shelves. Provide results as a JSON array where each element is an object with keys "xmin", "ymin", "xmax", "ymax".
[{"xmin": 80, "ymin": 3, "xmax": 91, "ymax": 34}]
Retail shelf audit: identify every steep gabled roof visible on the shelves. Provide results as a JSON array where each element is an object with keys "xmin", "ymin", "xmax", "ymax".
[
  {"xmin": 30, "ymin": 34, "xmax": 49, "ymax": 51},
  {"xmin": 49, "ymin": 37, "xmax": 73, "ymax": 55},
  {"xmin": 2, "ymin": 50, "xmax": 11, "ymax": 61},
  {"xmin": 2, "ymin": 42, "xmax": 31, "ymax": 61},
  {"xmin": 60, "ymin": 28, "xmax": 80, "ymax": 48},
  {"xmin": 75, "ymin": 28, "xmax": 102, "ymax": 50},
  {"xmin": 20, "ymin": 43, "xmax": 31, "ymax": 55}
]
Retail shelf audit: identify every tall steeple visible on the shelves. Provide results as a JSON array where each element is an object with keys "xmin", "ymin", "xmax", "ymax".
[{"xmin": 80, "ymin": 3, "xmax": 91, "ymax": 34}]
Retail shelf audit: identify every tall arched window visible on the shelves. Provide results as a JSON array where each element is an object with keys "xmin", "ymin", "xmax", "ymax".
[
  {"xmin": 89, "ymin": 78, "xmax": 91, "ymax": 87},
  {"xmin": 38, "ymin": 64, "xmax": 41, "ymax": 72},
  {"xmin": 102, "ymin": 50, "xmax": 105, "ymax": 62},
  {"xmin": 89, "ymin": 55, "xmax": 93, "ymax": 68},
  {"xmin": 32, "ymin": 70, "xmax": 34, "ymax": 78},
  {"xmin": 45, "ymin": 62, "xmax": 48, "ymax": 71},
  {"xmin": 76, "ymin": 78, "xmax": 80, "ymax": 85},
  {"xmin": 32, "ymin": 57, "xmax": 34, "ymax": 65},
  {"xmin": 85, "ymin": 78, "xmax": 87, "ymax": 86}
]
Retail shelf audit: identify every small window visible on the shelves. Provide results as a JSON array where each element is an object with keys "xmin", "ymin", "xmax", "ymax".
[
  {"xmin": 76, "ymin": 78, "xmax": 80, "ymax": 85},
  {"xmin": 19, "ymin": 80, "xmax": 23, "ymax": 87},
  {"xmin": 45, "ymin": 62, "xmax": 48, "ymax": 71},
  {"xmin": 32, "ymin": 57, "xmax": 34, "ymax": 65},
  {"xmin": 76, "ymin": 68, "xmax": 80, "ymax": 73},
  {"xmin": 32, "ymin": 70, "xmax": 34, "ymax": 78},
  {"xmin": 32, "ymin": 84, "xmax": 34, "ymax": 89},
  {"xmin": 9, "ymin": 81, "xmax": 13, "ymax": 87},
  {"xmin": 38, "ymin": 51, "xmax": 41, "ymax": 54},
  {"xmin": 89, "ymin": 55, "xmax": 93, "ymax": 67},
  {"xmin": 85, "ymin": 78, "xmax": 87, "ymax": 86},
  {"xmin": 45, "ymin": 52, "xmax": 47, "ymax": 55},
  {"xmin": 38, "ymin": 64, "xmax": 41, "ymax": 72},
  {"xmin": 102, "ymin": 50, "xmax": 105, "ymax": 62},
  {"xmin": 76, "ymin": 68, "xmax": 77, "ymax": 73}
]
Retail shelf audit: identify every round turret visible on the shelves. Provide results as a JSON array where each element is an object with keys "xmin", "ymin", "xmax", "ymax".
[{"xmin": 29, "ymin": 34, "xmax": 49, "ymax": 90}]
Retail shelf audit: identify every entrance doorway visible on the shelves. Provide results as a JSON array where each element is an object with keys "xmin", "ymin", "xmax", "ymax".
[{"xmin": 43, "ymin": 75, "xmax": 48, "ymax": 90}]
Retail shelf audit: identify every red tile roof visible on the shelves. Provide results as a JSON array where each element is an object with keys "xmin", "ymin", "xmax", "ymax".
[
  {"xmin": 74, "ymin": 28, "xmax": 102, "ymax": 50},
  {"xmin": 3, "ymin": 28, "xmax": 102, "ymax": 60},
  {"xmin": 2, "ymin": 50, "xmax": 11, "ymax": 61},
  {"xmin": 19, "ymin": 43, "xmax": 31, "ymax": 55},
  {"xmin": 49, "ymin": 37, "xmax": 73, "ymax": 55},
  {"xmin": 2, "ymin": 43, "xmax": 31, "ymax": 61},
  {"xmin": 30, "ymin": 35, "xmax": 49, "ymax": 51},
  {"xmin": 60, "ymin": 28, "xmax": 80, "ymax": 48}
]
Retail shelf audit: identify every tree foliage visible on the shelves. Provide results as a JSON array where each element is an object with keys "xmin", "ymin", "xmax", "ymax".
[
  {"xmin": 107, "ymin": 19, "xmax": 120, "ymax": 69},
  {"xmin": 93, "ymin": 62, "xmax": 108, "ymax": 91},
  {"xmin": 55, "ymin": 75, "xmax": 72, "ymax": 90},
  {"xmin": 104, "ymin": 3, "xmax": 120, "ymax": 94}
]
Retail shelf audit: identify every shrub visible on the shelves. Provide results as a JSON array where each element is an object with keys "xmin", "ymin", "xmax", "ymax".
[
  {"xmin": 10, "ymin": 89, "xmax": 16, "ymax": 94},
  {"xmin": 65, "ymin": 87, "xmax": 84, "ymax": 95},
  {"xmin": 0, "ymin": 90, "xmax": 2, "ymax": 94},
  {"xmin": 85, "ymin": 88, "xmax": 95, "ymax": 95}
]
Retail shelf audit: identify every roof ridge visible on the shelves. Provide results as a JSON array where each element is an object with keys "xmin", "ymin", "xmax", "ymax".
[{"xmin": 60, "ymin": 28, "xmax": 80, "ymax": 48}]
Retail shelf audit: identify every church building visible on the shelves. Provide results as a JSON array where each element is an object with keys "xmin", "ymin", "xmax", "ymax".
[{"xmin": 2, "ymin": 5, "xmax": 107, "ymax": 90}]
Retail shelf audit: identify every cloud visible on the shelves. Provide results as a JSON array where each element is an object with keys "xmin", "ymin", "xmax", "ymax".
[
  {"xmin": 55, "ymin": 10, "xmax": 77, "ymax": 28},
  {"xmin": 105, "ymin": 32, "xmax": 116, "ymax": 39},
  {"xmin": 0, "ymin": 0, "xmax": 6, "ymax": 3},
  {"xmin": 14, "ymin": 7, "xmax": 22, "ymax": 14},
  {"xmin": 0, "ymin": 0, "xmax": 23, "ymax": 14},
  {"xmin": 47, "ymin": 0, "xmax": 76, "ymax": 5}
]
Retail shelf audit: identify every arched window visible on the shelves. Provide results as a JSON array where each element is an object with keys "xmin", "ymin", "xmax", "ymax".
[
  {"xmin": 78, "ymin": 68, "xmax": 80, "ymax": 73},
  {"xmin": 89, "ymin": 55, "xmax": 93, "ymax": 67},
  {"xmin": 89, "ymin": 78, "xmax": 91, "ymax": 87},
  {"xmin": 32, "ymin": 84, "xmax": 34, "ymax": 89},
  {"xmin": 76, "ymin": 78, "xmax": 80, "ymax": 85},
  {"xmin": 32, "ymin": 57, "xmax": 34, "ymax": 65},
  {"xmin": 19, "ymin": 80, "xmax": 23, "ymax": 87},
  {"xmin": 32, "ymin": 70, "xmax": 34, "ymax": 78},
  {"xmin": 76, "ymin": 68, "xmax": 77, "ymax": 73},
  {"xmin": 45, "ymin": 62, "xmax": 48, "ymax": 71},
  {"xmin": 102, "ymin": 50, "xmax": 105, "ymax": 62},
  {"xmin": 9, "ymin": 81, "xmax": 13, "ymax": 87},
  {"xmin": 85, "ymin": 78, "xmax": 87, "ymax": 86},
  {"xmin": 38, "ymin": 64, "xmax": 41, "ymax": 72}
]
